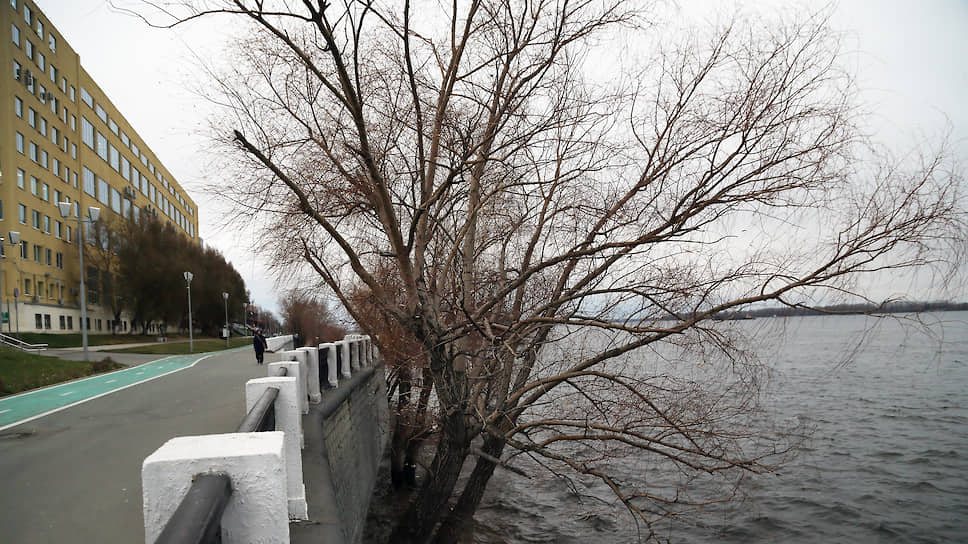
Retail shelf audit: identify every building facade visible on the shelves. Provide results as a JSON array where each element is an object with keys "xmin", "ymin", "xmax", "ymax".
[{"xmin": 1, "ymin": 0, "xmax": 198, "ymax": 334}]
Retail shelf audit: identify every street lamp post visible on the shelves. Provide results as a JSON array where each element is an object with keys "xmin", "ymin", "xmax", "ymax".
[
  {"xmin": 222, "ymin": 291, "xmax": 229, "ymax": 348},
  {"xmin": 58, "ymin": 203, "xmax": 99, "ymax": 362},
  {"xmin": 0, "ymin": 231, "xmax": 20, "ymax": 334},
  {"xmin": 184, "ymin": 271, "xmax": 194, "ymax": 353}
]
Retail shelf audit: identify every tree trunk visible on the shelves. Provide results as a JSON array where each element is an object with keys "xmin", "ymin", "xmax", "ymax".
[
  {"xmin": 390, "ymin": 367, "xmax": 413, "ymax": 488},
  {"xmin": 432, "ymin": 434, "xmax": 506, "ymax": 544},
  {"xmin": 388, "ymin": 409, "xmax": 470, "ymax": 543}
]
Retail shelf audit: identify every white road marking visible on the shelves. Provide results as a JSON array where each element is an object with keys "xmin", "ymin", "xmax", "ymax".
[
  {"xmin": 106, "ymin": 379, "xmax": 117, "ymax": 384},
  {"xmin": 59, "ymin": 391, "xmax": 74, "ymax": 397},
  {"xmin": 0, "ymin": 409, "xmax": 11, "ymax": 414}
]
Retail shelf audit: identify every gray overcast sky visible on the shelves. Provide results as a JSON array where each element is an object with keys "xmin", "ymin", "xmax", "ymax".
[{"xmin": 33, "ymin": 1, "xmax": 968, "ymax": 312}]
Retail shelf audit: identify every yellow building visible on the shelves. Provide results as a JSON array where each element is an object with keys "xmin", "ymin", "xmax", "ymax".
[{"xmin": 1, "ymin": 0, "xmax": 198, "ymax": 334}]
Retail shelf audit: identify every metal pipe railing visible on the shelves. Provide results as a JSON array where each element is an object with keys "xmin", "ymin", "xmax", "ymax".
[
  {"xmin": 236, "ymin": 386, "xmax": 280, "ymax": 433},
  {"xmin": 155, "ymin": 473, "xmax": 232, "ymax": 544}
]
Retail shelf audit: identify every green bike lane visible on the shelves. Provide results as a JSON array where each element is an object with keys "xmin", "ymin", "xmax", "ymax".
[{"xmin": 0, "ymin": 348, "xmax": 248, "ymax": 431}]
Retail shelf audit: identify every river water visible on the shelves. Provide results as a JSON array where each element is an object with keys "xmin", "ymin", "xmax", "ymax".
[{"xmin": 462, "ymin": 312, "xmax": 968, "ymax": 543}]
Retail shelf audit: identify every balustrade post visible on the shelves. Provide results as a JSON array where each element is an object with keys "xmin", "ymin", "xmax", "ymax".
[{"xmin": 246, "ymin": 376, "xmax": 307, "ymax": 520}]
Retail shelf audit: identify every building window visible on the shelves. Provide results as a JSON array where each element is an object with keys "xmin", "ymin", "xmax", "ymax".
[
  {"xmin": 67, "ymin": 316, "xmax": 73, "ymax": 329},
  {"xmin": 32, "ymin": 243, "xmax": 40, "ymax": 262},
  {"xmin": 109, "ymin": 119, "xmax": 119, "ymax": 135},
  {"xmin": 27, "ymin": 107, "xmax": 35, "ymax": 127},
  {"xmin": 83, "ymin": 167, "xmax": 95, "ymax": 196},
  {"xmin": 17, "ymin": 168, "xmax": 25, "ymax": 188},
  {"xmin": 48, "ymin": 33, "xmax": 55, "ymax": 52},
  {"xmin": 59, "ymin": 315, "xmax": 65, "ymax": 329},
  {"xmin": 35, "ymin": 313, "xmax": 42, "ymax": 329},
  {"xmin": 95, "ymin": 104, "xmax": 107, "ymax": 123},
  {"xmin": 44, "ymin": 314, "xmax": 51, "ymax": 330},
  {"xmin": 96, "ymin": 319, "xmax": 102, "ymax": 331},
  {"xmin": 81, "ymin": 117, "xmax": 94, "ymax": 147},
  {"xmin": 111, "ymin": 188, "xmax": 121, "ymax": 214},
  {"xmin": 25, "ymin": 39, "xmax": 32, "ymax": 60},
  {"xmin": 109, "ymin": 144, "xmax": 119, "ymax": 171},
  {"xmin": 18, "ymin": 204, "xmax": 26, "ymax": 223},
  {"xmin": 55, "ymin": 221, "xmax": 61, "ymax": 238},
  {"xmin": 20, "ymin": 240, "xmax": 27, "ymax": 258},
  {"xmin": 80, "ymin": 87, "xmax": 93, "ymax": 107},
  {"xmin": 31, "ymin": 209, "xmax": 39, "ymax": 229},
  {"xmin": 14, "ymin": 96, "xmax": 22, "ymax": 117},
  {"xmin": 56, "ymin": 252, "xmax": 63, "ymax": 268},
  {"xmin": 98, "ymin": 178, "xmax": 109, "ymax": 205},
  {"xmin": 39, "ymin": 149, "xmax": 47, "ymax": 168},
  {"xmin": 11, "ymin": 23, "xmax": 19, "ymax": 46},
  {"xmin": 28, "ymin": 141, "xmax": 37, "ymax": 162},
  {"xmin": 16, "ymin": 132, "xmax": 24, "ymax": 153},
  {"xmin": 45, "ymin": 247, "xmax": 51, "ymax": 265},
  {"xmin": 43, "ymin": 215, "xmax": 50, "ymax": 234},
  {"xmin": 96, "ymin": 132, "xmax": 107, "ymax": 161}
]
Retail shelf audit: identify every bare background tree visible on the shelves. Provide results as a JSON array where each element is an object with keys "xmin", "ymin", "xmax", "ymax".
[
  {"xmin": 279, "ymin": 288, "xmax": 347, "ymax": 343},
  {"xmin": 135, "ymin": 1, "xmax": 964, "ymax": 542}
]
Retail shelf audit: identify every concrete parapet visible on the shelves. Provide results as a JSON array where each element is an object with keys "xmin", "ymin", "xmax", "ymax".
[
  {"xmin": 246, "ymin": 377, "xmax": 307, "ymax": 520},
  {"xmin": 319, "ymin": 343, "xmax": 338, "ymax": 388},
  {"xmin": 334, "ymin": 341, "xmax": 351, "ymax": 380},
  {"xmin": 297, "ymin": 347, "xmax": 322, "ymax": 403},
  {"xmin": 275, "ymin": 352, "xmax": 309, "ymax": 415},
  {"xmin": 266, "ymin": 335, "xmax": 295, "ymax": 353},
  {"xmin": 142, "ymin": 432, "xmax": 289, "ymax": 544}
]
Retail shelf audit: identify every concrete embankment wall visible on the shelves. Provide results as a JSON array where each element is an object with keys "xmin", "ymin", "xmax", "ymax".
[{"xmin": 302, "ymin": 365, "xmax": 388, "ymax": 544}]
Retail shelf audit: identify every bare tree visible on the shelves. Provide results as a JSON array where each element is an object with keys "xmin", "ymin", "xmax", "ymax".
[
  {"xmin": 138, "ymin": 1, "xmax": 964, "ymax": 541},
  {"xmin": 279, "ymin": 288, "xmax": 347, "ymax": 342}
]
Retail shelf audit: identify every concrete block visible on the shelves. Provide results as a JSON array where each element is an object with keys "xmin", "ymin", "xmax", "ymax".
[
  {"xmin": 272, "ymin": 355, "xmax": 308, "ymax": 415},
  {"xmin": 297, "ymin": 346, "xmax": 322, "ymax": 403},
  {"xmin": 319, "ymin": 343, "xmax": 338, "ymax": 388},
  {"xmin": 246, "ymin": 377, "xmax": 307, "ymax": 520},
  {"xmin": 142, "ymin": 432, "xmax": 289, "ymax": 544},
  {"xmin": 335, "ymin": 341, "xmax": 351, "ymax": 379}
]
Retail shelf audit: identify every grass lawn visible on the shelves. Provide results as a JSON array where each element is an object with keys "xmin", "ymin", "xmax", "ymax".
[
  {"xmin": 103, "ymin": 336, "xmax": 254, "ymax": 355},
  {"xmin": 0, "ymin": 347, "xmax": 124, "ymax": 397},
  {"xmin": 13, "ymin": 332, "xmax": 189, "ymax": 349}
]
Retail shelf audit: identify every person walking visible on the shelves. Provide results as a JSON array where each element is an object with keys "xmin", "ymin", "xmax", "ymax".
[{"xmin": 253, "ymin": 329, "xmax": 268, "ymax": 364}]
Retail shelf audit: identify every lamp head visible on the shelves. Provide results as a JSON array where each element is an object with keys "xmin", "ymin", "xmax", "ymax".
[
  {"xmin": 222, "ymin": 292, "xmax": 229, "ymax": 300},
  {"xmin": 57, "ymin": 201, "xmax": 72, "ymax": 218},
  {"xmin": 87, "ymin": 207, "xmax": 100, "ymax": 222},
  {"xmin": 8, "ymin": 231, "xmax": 20, "ymax": 245},
  {"xmin": 184, "ymin": 271, "xmax": 194, "ymax": 282}
]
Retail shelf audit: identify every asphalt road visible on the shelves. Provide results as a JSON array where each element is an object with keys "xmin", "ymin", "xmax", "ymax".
[{"xmin": 0, "ymin": 346, "xmax": 279, "ymax": 543}]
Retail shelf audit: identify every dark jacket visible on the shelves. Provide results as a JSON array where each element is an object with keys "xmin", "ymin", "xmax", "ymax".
[{"xmin": 253, "ymin": 333, "xmax": 267, "ymax": 353}]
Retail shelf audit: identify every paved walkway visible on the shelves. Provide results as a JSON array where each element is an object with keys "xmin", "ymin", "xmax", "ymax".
[{"xmin": 0, "ymin": 347, "xmax": 275, "ymax": 542}]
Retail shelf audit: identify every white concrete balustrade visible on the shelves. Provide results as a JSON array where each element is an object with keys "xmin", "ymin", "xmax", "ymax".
[
  {"xmin": 247, "ymin": 375, "xmax": 307, "ymax": 520},
  {"xmin": 142, "ymin": 432, "xmax": 290, "ymax": 544},
  {"xmin": 141, "ymin": 333, "xmax": 373, "ymax": 543}
]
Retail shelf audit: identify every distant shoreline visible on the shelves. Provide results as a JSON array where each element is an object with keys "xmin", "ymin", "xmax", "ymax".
[{"xmin": 709, "ymin": 301, "xmax": 968, "ymax": 320}]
